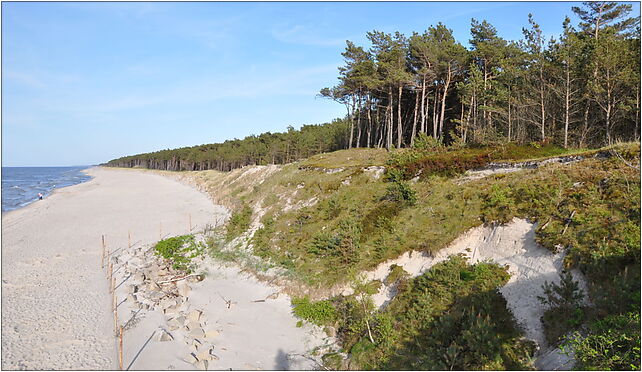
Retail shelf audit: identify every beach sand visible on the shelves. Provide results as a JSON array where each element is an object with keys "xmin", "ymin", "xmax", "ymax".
[{"xmin": 2, "ymin": 167, "xmax": 330, "ymax": 370}]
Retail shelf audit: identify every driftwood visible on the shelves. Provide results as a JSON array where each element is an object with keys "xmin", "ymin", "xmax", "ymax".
[{"xmin": 157, "ymin": 274, "xmax": 199, "ymax": 284}]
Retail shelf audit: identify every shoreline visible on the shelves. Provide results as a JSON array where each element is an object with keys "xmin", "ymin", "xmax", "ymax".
[
  {"xmin": 1, "ymin": 167, "xmax": 223, "ymax": 369},
  {"xmin": 1, "ymin": 166, "xmax": 330, "ymax": 370},
  {"xmin": 1, "ymin": 166, "xmax": 95, "ymax": 215}
]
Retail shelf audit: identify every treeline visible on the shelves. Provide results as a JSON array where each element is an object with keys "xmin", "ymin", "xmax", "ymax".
[
  {"xmin": 105, "ymin": 120, "xmax": 349, "ymax": 171},
  {"xmin": 107, "ymin": 2, "xmax": 639, "ymax": 172},
  {"xmin": 322, "ymin": 2, "xmax": 640, "ymax": 149}
]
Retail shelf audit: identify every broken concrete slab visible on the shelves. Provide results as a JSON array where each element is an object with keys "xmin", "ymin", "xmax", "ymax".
[
  {"xmin": 187, "ymin": 309, "xmax": 202, "ymax": 323},
  {"xmin": 177, "ymin": 283, "xmax": 191, "ymax": 297},
  {"xmin": 204, "ymin": 330, "xmax": 219, "ymax": 339},
  {"xmin": 154, "ymin": 328, "xmax": 174, "ymax": 342},
  {"xmin": 194, "ymin": 359, "xmax": 208, "ymax": 370},
  {"xmin": 189, "ymin": 327, "xmax": 205, "ymax": 339}
]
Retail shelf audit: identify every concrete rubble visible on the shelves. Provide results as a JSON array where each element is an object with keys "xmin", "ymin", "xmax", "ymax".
[{"xmin": 115, "ymin": 241, "xmax": 217, "ymax": 369}]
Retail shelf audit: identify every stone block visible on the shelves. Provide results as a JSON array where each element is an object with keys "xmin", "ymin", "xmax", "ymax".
[{"xmin": 187, "ymin": 309, "xmax": 202, "ymax": 323}]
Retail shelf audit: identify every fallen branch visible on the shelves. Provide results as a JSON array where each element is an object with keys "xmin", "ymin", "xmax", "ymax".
[
  {"xmin": 610, "ymin": 150, "xmax": 639, "ymax": 170},
  {"xmin": 540, "ymin": 218, "xmax": 551, "ymax": 230},
  {"xmin": 561, "ymin": 210, "xmax": 576, "ymax": 236},
  {"xmin": 157, "ymin": 274, "xmax": 198, "ymax": 284}
]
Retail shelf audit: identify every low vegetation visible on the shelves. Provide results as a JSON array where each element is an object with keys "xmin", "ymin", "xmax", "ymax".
[
  {"xmin": 186, "ymin": 141, "xmax": 638, "ymax": 370},
  {"xmin": 292, "ymin": 256, "xmax": 536, "ymax": 370},
  {"xmin": 154, "ymin": 234, "xmax": 205, "ymax": 273}
]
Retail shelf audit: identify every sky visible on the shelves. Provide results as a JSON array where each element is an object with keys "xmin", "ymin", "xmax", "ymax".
[{"xmin": 2, "ymin": 1, "xmax": 639, "ymax": 166}]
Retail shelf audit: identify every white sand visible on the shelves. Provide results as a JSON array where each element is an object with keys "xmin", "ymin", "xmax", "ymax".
[
  {"xmin": 1, "ymin": 167, "xmax": 221, "ymax": 369},
  {"xmin": 2, "ymin": 167, "xmax": 330, "ymax": 370}
]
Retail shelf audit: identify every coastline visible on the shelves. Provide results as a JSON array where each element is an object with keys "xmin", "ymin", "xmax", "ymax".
[
  {"xmin": 1, "ymin": 166, "xmax": 94, "ymax": 215},
  {"xmin": 1, "ymin": 166, "xmax": 222, "ymax": 369},
  {"xmin": 1, "ymin": 166, "xmax": 330, "ymax": 370}
]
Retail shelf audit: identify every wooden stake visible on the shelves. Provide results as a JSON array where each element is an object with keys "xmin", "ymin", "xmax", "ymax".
[
  {"xmin": 109, "ymin": 262, "xmax": 113, "ymax": 287},
  {"xmin": 101, "ymin": 235, "xmax": 106, "ymax": 269},
  {"xmin": 128, "ymin": 231, "xmax": 131, "ymax": 249},
  {"xmin": 112, "ymin": 277, "xmax": 116, "ymax": 297},
  {"xmin": 119, "ymin": 326, "xmax": 123, "ymax": 370},
  {"xmin": 189, "ymin": 213, "xmax": 192, "ymax": 232},
  {"xmin": 114, "ymin": 295, "xmax": 118, "ymax": 336}
]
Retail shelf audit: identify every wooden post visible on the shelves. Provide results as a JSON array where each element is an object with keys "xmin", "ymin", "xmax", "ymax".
[
  {"xmin": 109, "ymin": 262, "xmax": 113, "ymax": 288},
  {"xmin": 112, "ymin": 277, "xmax": 116, "ymax": 297},
  {"xmin": 189, "ymin": 213, "xmax": 192, "ymax": 232},
  {"xmin": 119, "ymin": 326, "xmax": 124, "ymax": 370},
  {"xmin": 128, "ymin": 231, "xmax": 131, "ymax": 249},
  {"xmin": 114, "ymin": 295, "xmax": 118, "ymax": 336},
  {"xmin": 101, "ymin": 235, "xmax": 106, "ymax": 268}
]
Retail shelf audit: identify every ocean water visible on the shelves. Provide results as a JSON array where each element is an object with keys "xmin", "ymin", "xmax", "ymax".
[{"xmin": 1, "ymin": 166, "xmax": 93, "ymax": 213}]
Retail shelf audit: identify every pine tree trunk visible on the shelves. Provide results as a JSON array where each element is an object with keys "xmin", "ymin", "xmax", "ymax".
[
  {"xmin": 411, "ymin": 90, "xmax": 419, "ymax": 146},
  {"xmin": 564, "ymin": 65, "xmax": 570, "ymax": 148},
  {"xmin": 397, "ymin": 85, "xmax": 403, "ymax": 148},
  {"xmin": 438, "ymin": 66, "xmax": 452, "ymax": 141},
  {"xmin": 433, "ymin": 90, "xmax": 439, "ymax": 139},
  {"xmin": 420, "ymin": 75, "xmax": 427, "ymax": 134},
  {"xmin": 356, "ymin": 94, "xmax": 362, "ymax": 148},
  {"xmin": 508, "ymin": 89, "xmax": 512, "ymax": 142},
  {"xmin": 540, "ymin": 65, "xmax": 546, "ymax": 141},
  {"xmin": 366, "ymin": 95, "xmax": 373, "ymax": 148}
]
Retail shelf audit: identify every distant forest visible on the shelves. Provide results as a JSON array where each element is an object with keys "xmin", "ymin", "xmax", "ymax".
[
  {"xmin": 105, "ymin": 120, "xmax": 349, "ymax": 171},
  {"xmin": 107, "ymin": 2, "xmax": 640, "ymax": 171}
]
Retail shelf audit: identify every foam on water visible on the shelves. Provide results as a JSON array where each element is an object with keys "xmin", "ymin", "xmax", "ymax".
[{"xmin": 2, "ymin": 166, "xmax": 93, "ymax": 212}]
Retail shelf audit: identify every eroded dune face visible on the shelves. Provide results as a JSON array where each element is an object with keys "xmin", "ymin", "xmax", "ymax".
[{"xmin": 342, "ymin": 217, "xmax": 587, "ymax": 369}]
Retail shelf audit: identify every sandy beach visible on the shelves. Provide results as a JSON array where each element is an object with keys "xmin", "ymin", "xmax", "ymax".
[{"xmin": 2, "ymin": 167, "xmax": 328, "ymax": 370}]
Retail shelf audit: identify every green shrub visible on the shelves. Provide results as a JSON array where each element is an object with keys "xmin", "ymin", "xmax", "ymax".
[
  {"xmin": 252, "ymin": 215, "xmax": 275, "ymax": 256},
  {"xmin": 566, "ymin": 312, "xmax": 641, "ymax": 370},
  {"xmin": 384, "ymin": 264, "xmax": 409, "ymax": 286},
  {"xmin": 481, "ymin": 185, "xmax": 515, "ymax": 223},
  {"xmin": 291, "ymin": 296, "xmax": 337, "ymax": 326},
  {"xmin": 226, "ymin": 203, "xmax": 252, "ymax": 240},
  {"xmin": 383, "ymin": 181, "xmax": 417, "ymax": 206},
  {"xmin": 154, "ymin": 234, "xmax": 204, "ymax": 272},
  {"xmin": 413, "ymin": 132, "xmax": 444, "ymax": 151},
  {"xmin": 537, "ymin": 271, "xmax": 585, "ymax": 311}
]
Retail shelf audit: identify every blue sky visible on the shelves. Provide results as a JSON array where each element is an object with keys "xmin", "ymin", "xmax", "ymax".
[{"xmin": 3, "ymin": 1, "xmax": 638, "ymax": 166}]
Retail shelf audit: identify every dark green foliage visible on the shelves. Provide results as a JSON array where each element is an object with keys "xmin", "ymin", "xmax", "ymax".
[
  {"xmin": 291, "ymin": 296, "xmax": 337, "ymax": 326},
  {"xmin": 307, "ymin": 217, "xmax": 362, "ymax": 266},
  {"xmin": 154, "ymin": 235, "xmax": 204, "ymax": 272},
  {"xmin": 482, "ymin": 185, "xmax": 515, "ymax": 223},
  {"xmin": 538, "ymin": 271, "xmax": 585, "ymax": 310},
  {"xmin": 225, "ymin": 203, "xmax": 252, "ymax": 241},
  {"xmin": 252, "ymin": 215, "xmax": 274, "ymax": 256},
  {"xmin": 566, "ymin": 312, "xmax": 641, "ymax": 371},
  {"xmin": 383, "ymin": 181, "xmax": 417, "ymax": 206},
  {"xmin": 538, "ymin": 271, "xmax": 587, "ymax": 345},
  {"xmin": 337, "ymin": 256, "xmax": 534, "ymax": 370},
  {"xmin": 106, "ymin": 119, "xmax": 350, "ymax": 171}
]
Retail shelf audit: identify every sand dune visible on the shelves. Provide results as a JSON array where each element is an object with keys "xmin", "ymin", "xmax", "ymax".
[{"xmin": 2, "ymin": 167, "xmax": 330, "ymax": 370}]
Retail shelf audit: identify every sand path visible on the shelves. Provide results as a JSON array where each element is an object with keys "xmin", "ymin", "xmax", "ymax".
[{"xmin": 1, "ymin": 167, "xmax": 219, "ymax": 369}]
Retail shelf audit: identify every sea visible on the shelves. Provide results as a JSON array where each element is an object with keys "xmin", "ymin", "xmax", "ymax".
[{"xmin": 1, "ymin": 166, "xmax": 93, "ymax": 213}]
